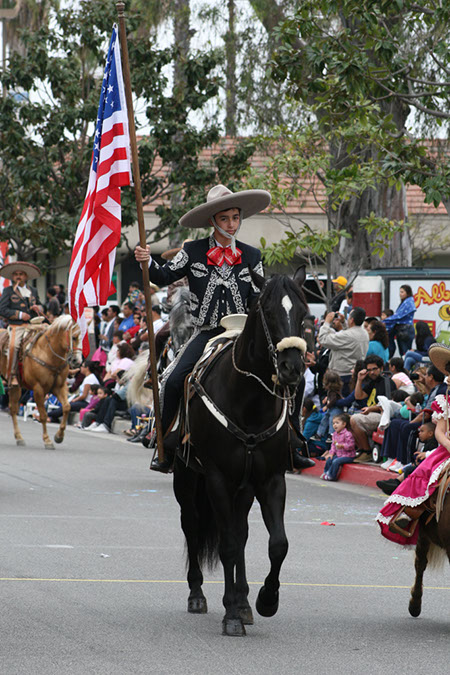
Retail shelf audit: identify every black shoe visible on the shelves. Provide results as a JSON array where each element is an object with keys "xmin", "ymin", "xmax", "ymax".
[
  {"xmin": 150, "ymin": 453, "xmax": 174, "ymax": 474},
  {"xmin": 376, "ymin": 479, "xmax": 400, "ymax": 496},
  {"xmin": 293, "ymin": 454, "xmax": 316, "ymax": 470},
  {"xmin": 127, "ymin": 431, "xmax": 147, "ymax": 443}
]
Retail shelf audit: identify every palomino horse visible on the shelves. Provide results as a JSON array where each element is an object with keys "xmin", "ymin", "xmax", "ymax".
[
  {"xmin": 0, "ymin": 315, "xmax": 82, "ymax": 448},
  {"xmin": 173, "ymin": 268, "xmax": 308, "ymax": 636},
  {"xmin": 408, "ymin": 483, "xmax": 450, "ymax": 618}
]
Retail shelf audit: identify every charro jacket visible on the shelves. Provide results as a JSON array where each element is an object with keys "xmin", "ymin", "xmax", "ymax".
[
  {"xmin": 148, "ymin": 235, "xmax": 263, "ymax": 329},
  {"xmin": 0, "ymin": 285, "xmax": 41, "ymax": 325}
]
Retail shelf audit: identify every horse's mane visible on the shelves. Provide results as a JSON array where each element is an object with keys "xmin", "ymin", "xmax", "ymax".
[
  {"xmin": 260, "ymin": 274, "xmax": 309, "ymax": 311},
  {"xmin": 46, "ymin": 315, "xmax": 77, "ymax": 335}
]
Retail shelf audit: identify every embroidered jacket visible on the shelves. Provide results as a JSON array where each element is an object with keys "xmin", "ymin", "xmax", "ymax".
[
  {"xmin": 0, "ymin": 285, "xmax": 41, "ymax": 325},
  {"xmin": 148, "ymin": 235, "xmax": 263, "ymax": 329}
]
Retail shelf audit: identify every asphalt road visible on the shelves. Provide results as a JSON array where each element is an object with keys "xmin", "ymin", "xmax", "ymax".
[{"xmin": 0, "ymin": 411, "xmax": 449, "ymax": 675}]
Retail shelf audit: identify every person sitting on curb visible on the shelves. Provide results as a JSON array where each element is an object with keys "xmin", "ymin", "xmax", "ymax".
[
  {"xmin": 376, "ymin": 421, "xmax": 438, "ymax": 495},
  {"xmin": 350, "ymin": 354, "xmax": 392, "ymax": 463},
  {"xmin": 321, "ymin": 413, "xmax": 356, "ymax": 481}
]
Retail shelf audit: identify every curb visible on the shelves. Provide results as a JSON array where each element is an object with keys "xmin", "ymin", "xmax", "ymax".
[{"xmin": 299, "ymin": 460, "xmax": 392, "ymax": 488}]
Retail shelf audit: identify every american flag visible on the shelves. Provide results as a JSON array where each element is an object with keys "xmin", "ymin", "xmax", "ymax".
[
  {"xmin": 0, "ymin": 235, "xmax": 11, "ymax": 294},
  {"xmin": 69, "ymin": 25, "xmax": 131, "ymax": 356}
]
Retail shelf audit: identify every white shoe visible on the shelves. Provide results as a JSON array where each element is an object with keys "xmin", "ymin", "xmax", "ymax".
[
  {"xmin": 90, "ymin": 423, "xmax": 110, "ymax": 433},
  {"xmin": 86, "ymin": 422, "xmax": 99, "ymax": 430},
  {"xmin": 389, "ymin": 461, "xmax": 404, "ymax": 473},
  {"xmin": 381, "ymin": 458, "xmax": 393, "ymax": 470}
]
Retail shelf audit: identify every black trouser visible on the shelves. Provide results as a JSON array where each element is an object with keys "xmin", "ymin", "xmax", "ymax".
[{"xmin": 161, "ymin": 328, "xmax": 223, "ymax": 434}]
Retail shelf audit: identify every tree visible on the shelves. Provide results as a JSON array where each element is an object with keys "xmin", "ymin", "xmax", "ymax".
[
  {"xmin": 247, "ymin": 0, "xmax": 450, "ymax": 275},
  {"xmin": 0, "ymin": 0, "xmax": 253, "ymax": 264}
]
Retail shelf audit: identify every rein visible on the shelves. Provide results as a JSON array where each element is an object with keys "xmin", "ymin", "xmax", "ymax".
[
  {"xmin": 231, "ymin": 300, "xmax": 305, "ymax": 406},
  {"xmin": 26, "ymin": 324, "xmax": 82, "ymax": 376}
]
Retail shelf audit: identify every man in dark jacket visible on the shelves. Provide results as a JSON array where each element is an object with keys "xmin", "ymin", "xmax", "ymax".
[
  {"xmin": 135, "ymin": 184, "xmax": 271, "ymax": 472},
  {"xmin": 0, "ymin": 261, "xmax": 43, "ymax": 387}
]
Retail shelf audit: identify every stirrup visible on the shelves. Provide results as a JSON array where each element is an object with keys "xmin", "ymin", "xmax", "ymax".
[{"xmin": 388, "ymin": 506, "xmax": 420, "ymax": 539}]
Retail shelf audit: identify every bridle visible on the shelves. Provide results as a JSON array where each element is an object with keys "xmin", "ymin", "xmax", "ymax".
[
  {"xmin": 28, "ymin": 323, "xmax": 83, "ymax": 374},
  {"xmin": 231, "ymin": 298, "xmax": 307, "ymax": 406}
]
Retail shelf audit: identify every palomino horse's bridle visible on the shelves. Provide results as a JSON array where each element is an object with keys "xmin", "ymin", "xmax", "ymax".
[{"xmin": 27, "ymin": 324, "xmax": 83, "ymax": 375}]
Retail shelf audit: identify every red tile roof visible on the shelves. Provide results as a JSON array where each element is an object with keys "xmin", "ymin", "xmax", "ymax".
[{"xmin": 140, "ymin": 137, "xmax": 448, "ymax": 216}]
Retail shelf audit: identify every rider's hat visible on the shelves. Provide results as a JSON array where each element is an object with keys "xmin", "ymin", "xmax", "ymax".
[
  {"xmin": 179, "ymin": 185, "xmax": 271, "ymax": 230},
  {"xmin": 161, "ymin": 239, "xmax": 193, "ymax": 261},
  {"xmin": 428, "ymin": 343, "xmax": 450, "ymax": 375},
  {"xmin": 0, "ymin": 261, "xmax": 41, "ymax": 280}
]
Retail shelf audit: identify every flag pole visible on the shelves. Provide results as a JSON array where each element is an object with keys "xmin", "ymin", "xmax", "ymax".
[{"xmin": 116, "ymin": 1, "xmax": 164, "ymax": 463}]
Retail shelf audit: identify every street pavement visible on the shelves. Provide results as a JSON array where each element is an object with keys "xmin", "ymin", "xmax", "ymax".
[{"xmin": 1, "ymin": 411, "xmax": 449, "ymax": 674}]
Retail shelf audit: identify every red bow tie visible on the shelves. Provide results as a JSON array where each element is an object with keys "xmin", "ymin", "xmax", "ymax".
[{"xmin": 206, "ymin": 245, "xmax": 242, "ymax": 267}]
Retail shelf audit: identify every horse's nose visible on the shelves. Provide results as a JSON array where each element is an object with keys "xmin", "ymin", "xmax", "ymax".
[{"xmin": 277, "ymin": 357, "xmax": 303, "ymax": 386}]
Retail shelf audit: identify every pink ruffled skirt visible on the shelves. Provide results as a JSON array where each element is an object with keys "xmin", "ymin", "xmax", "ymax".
[{"xmin": 376, "ymin": 445, "xmax": 450, "ymax": 546}]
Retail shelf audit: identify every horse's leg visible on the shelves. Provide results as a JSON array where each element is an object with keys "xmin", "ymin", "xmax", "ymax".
[
  {"xmin": 173, "ymin": 461, "xmax": 208, "ymax": 614},
  {"xmin": 206, "ymin": 470, "xmax": 245, "ymax": 637},
  {"xmin": 9, "ymin": 385, "xmax": 25, "ymax": 446},
  {"xmin": 33, "ymin": 384, "xmax": 54, "ymax": 450},
  {"xmin": 255, "ymin": 473, "xmax": 289, "ymax": 618},
  {"xmin": 234, "ymin": 485, "xmax": 255, "ymax": 625},
  {"xmin": 52, "ymin": 382, "xmax": 70, "ymax": 445},
  {"xmin": 409, "ymin": 529, "xmax": 430, "ymax": 618}
]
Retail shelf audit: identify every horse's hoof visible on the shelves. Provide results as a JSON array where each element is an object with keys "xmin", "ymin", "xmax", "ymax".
[
  {"xmin": 222, "ymin": 617, "xmax": 246, "ymax": 637},
  {"xmin": 188, "ymin": 597, "xmax": 208, "ymax": 614},
  {"xmin": 45, "ymin": 442, "xmax": 55, "ymax": 450},
  {"xmin": 54, "ymin": 435, "xmax": 63, "ymax": 444},
  {"xmin": 256, "ymin": 587, "xmax": 279, "ymax": 617},
  {"xmin": 239, "ymin": 606, "xmax": 254, "ymax": 625},
  {"xmin": 409, "ymin": 602, "xmax": 421, "ymax": 618},
  {"xmin": 16, "ymin": 439, "xmax": 26, "ymax": 447}
]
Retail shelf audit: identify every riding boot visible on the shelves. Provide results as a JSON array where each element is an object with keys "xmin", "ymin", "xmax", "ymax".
[{"xmin": 150, "ymin": 449, "xmax": 175, "ymax": 473}]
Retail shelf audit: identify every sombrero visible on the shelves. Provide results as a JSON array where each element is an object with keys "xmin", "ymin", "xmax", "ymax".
[
  {"xmin": 0, "ymin": 261, "xmax": 41, "ymax": 280},
  {"xmin": 179, "ymin": 185, "xmax": 271, "ymax": 230},
  {"xmin": 428, "ymin": 343, "xmax": 450, "ymax": 374},
  {"xmin": 161, "ymin": 239, "xmax": 193, "ymax": 261}
]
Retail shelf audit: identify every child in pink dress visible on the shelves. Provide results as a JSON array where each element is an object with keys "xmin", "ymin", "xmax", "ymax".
[
  {"xmin": 321, "ymin": 413, "xmax": 356, "ymax": 481},
  {"xmin": 376, "ymin": 393, "xmax": 450, "ymax": 545}
]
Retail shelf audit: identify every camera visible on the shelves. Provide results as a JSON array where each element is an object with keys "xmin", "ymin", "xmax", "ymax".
[{"xmin": 410, "ymin": 373, "xmax": 420, "ymax": 381}]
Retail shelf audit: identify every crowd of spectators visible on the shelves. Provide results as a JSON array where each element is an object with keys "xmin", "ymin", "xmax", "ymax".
[
  {"xmin": 296, "ymin": 280, "xmax": 441, "ymax": 487},
  {"xmin": 0, "ymin": 273, "xmax": 442, "ymax": 483},
  {"xmin": 0, "ymin": 280, "xmax": 167, "ymax": 439}
]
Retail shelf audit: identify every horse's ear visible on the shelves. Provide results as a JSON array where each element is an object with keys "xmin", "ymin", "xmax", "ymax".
[
  {"xmin": 249, "ymin": 265, "xmax": 265, "ymax": 291},
  {"xmin": 293, "ymin": 265, "xmax": 306, "ymax": 287}
]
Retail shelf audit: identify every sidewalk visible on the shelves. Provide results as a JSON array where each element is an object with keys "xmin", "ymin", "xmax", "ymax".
[{"xmin": 298, "ymin": 459, "xmax": 392, "ymax": 488}]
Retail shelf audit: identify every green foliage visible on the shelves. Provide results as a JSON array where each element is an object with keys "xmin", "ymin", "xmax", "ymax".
[{"xmin": 0, "ymin": 0, "xmax": 250, "ymax": 265}]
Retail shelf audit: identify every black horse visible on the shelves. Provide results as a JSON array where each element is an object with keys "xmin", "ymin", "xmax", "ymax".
[{"xmin": 173, "ymin": 267, "xmax": 308, "ymax": 636}]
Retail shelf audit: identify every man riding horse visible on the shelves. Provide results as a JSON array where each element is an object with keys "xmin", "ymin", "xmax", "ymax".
[
  {"xmin": 135, "ymin": 184, "xmax": 313, "ymax": 473},
  {"xmin": 0, "ymin": 261, "xmax": 44, "ymax": 388}
]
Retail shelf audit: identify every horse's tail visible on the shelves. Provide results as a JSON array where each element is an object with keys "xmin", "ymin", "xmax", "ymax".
[
  {"xmin": 192, "ymin": 475, "xmax": 220, "ymax": 572},
  {"xmin": 427, "ymin": 542, "xmax": 447, "ymax": 570},
  {"xmin": 125, "ymin": 350, "xmax": 153, "ymax": 407}
]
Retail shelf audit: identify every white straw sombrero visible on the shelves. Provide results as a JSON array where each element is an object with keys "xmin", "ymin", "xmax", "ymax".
[
  {"xmin": 179, "ymin": 185, "xmax": 271, "ymax": 230},
  {"xmin": 428, "ymin": 343, "xmax": 450, "ymax": 374},
  {"xmin": 0, "ymin": 261, "xmax": 41, "ymax": 280}
]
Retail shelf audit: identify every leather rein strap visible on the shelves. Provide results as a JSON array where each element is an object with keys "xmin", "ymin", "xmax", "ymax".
[{"xmin": 191, "ymin": 378, "xmax": 288, "ymax": 450}]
